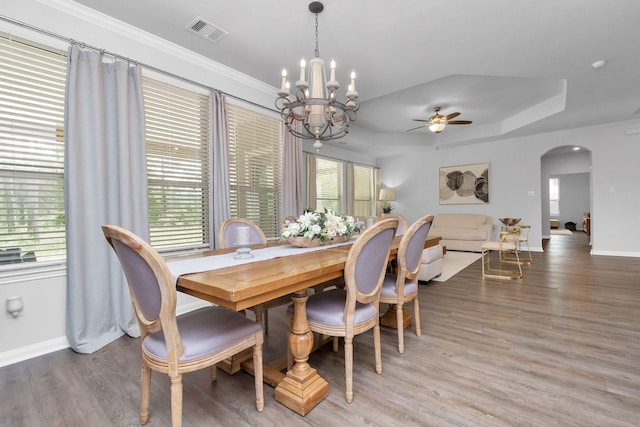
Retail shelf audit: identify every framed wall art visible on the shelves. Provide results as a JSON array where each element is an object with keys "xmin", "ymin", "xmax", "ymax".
[{"xmin": 439, "ymin": 163, "xmax": 489, "ymax": 204}]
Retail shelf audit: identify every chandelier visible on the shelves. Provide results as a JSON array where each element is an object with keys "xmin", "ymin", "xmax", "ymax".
[{"xmin": 275, "ymin": 1, "xmax": 359, "ymax": 152}]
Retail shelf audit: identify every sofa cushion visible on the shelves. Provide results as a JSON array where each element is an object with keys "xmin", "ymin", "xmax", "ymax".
[
  {"xmin": 433, "ymin": 227, "xmax": 489, "ymax": 241},
  {"xmin": 433, "ymin": 213, "xmax": 488, "ymax": 229}
]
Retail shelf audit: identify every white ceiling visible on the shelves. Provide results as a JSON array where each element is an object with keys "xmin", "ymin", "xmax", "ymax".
[{"xmin": 72, "ymin": 0, "xmax": 640, "ymax": 153}]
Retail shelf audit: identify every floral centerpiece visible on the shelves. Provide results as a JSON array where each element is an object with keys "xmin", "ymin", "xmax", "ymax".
[{"xmin": 282, "ymin": 208, "xmax": 364, "ymax": 247}]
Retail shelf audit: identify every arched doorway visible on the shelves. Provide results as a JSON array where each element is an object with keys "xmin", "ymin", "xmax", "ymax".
[{"xmin": 540, "ymin": 145, "xmax": 592, "ymax": 250}]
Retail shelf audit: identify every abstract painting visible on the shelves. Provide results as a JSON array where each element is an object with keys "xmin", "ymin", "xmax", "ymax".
[{"xmin": 439, "ymin": 163, "xmax": 489, "ymax": 204}]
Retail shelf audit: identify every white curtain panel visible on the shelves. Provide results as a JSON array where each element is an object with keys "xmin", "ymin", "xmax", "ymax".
[
  {"xmin": 281, "ymin": 122, "xmax": 303, "ymax": 217},
  {"xmin": 211, "ymin": 91, "xmax": 230, "ymax": 248},
  {"xmin": 64, "ymin": 45, "xmax": 147, "ymax": 353}
]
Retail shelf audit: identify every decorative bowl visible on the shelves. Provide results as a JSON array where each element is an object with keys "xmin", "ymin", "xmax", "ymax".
[
  {"xmin": 288, "ymin": 234, "xmax": 351, "ymax": 248},
  {"xmin": 499, "ymin": 217, "xmax": 521, "ymax": 227}
]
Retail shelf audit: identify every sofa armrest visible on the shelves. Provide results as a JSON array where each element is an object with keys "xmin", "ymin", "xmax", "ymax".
[{"xmin": 478, "ymin": 221, "xmax": 495, "ymax": 241}]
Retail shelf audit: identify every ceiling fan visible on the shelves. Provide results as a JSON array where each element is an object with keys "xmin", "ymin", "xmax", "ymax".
[{"xmin": 407, "ymin": 106, "xmax": 473, "ymax": 133}]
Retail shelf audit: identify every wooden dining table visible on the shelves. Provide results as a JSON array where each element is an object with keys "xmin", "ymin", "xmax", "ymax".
[{"xmin": 171, "ymin": 235, "xmax": 441, "ymax": 416}]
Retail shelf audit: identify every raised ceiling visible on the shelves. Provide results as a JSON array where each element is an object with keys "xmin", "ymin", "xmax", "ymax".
[{"xmin": 71, "ymin": 0, "xmax": 640, "ymax": 154}]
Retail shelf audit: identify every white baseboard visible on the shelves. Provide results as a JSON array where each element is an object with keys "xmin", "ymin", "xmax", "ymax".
[
  {"xmin": 590, "ymin": 250, "xmax": 640, "ymax": 257},
  {"xmin": 0, "ymin": 301, "xmax": 211, "ymax": 368},
  {"xmin": 0, "ymin": 336, "xmax": 70, "ymax": 368},
  {"xmin": 176, "ymin": 299, "xmax": 212, "ymax": 315}
]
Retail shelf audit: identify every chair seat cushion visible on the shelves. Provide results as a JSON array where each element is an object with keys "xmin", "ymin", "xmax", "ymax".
[
  {"xmin": 287, "ymin": 289, "xmax": 378, "ymax": 327},
  {"xmin": 143, "ymin": 307, "xmax": 261, "ymax": 361},
  {"xmin": 380, "ymin": 274, "xmax": 418, "ymax": 297}
]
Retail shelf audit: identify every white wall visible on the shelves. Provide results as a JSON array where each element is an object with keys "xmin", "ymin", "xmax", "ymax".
[
  {"xmin": 558, "ymin": 173, "xmax": 590, "ymax": 230},
  {"xmin": 378, "ymin": 119, "xmax": 640, "ymax": 257}
]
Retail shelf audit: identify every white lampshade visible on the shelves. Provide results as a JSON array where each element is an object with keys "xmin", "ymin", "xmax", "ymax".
[{"xmin": 378, "ymin": 188, "xmax": 396, "ymax": 201}]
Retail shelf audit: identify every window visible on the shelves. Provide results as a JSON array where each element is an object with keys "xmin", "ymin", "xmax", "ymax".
[
  {"xmin": 315, "ymin": 157, "xmax": 343, "ymax": 213},
  {"xmin": 0, "ymin": 33, "xmax": 67, "ymax": 264},
  {"xmin": 352, "ymin": 164, "xmax": 376, "ymax": 217},
  {"xmin": 226, "ymin": 103, "xmax": 282, "ymax": 239},
  {"xmin": 142, "ymin": 76, "xmax": 210, "ymax": 250},
  {"xmin": 549, "ymin": 177, "xmax": 559, "ymax": 217}
]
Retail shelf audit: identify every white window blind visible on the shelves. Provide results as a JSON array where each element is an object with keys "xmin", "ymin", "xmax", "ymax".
[
  {"xmin": 315, "ymin": 157, "xmax": 343, "ymax": 213},
  {"xmin": 353, "ymin": 164, "xmax": 375, "ymax": 217},
  {"xmin": 141, "ymin": 76, "xmax": 210, "ymax": 250},
  {"xmin": 0, "ymin": 33, "xmax": 67, "ymax": 264},
  {"xmin": 226, "ymin": 103, "xmax": 282, "ymax": 239}
]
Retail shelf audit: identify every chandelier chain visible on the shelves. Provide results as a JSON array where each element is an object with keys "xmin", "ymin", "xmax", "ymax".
[{"xmin": 314, "ymin": 13, "xmax": 320, "ymax": 58}]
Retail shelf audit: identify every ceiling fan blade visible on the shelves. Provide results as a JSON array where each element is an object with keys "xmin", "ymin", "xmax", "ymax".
[
  {"xmin": 406, "ymin": 125, "xmax": 427, "ymax": 131},
  {"xmin": 444, "ymin": 112, "xmax": 461, "ymax": 120},
  {"xmin": 447, "ymin": 120, "xmax": 473, "ymax": 125},
  {"xmin": 412, "ymin": 119, "xmax": 430, "ymax": 123}
]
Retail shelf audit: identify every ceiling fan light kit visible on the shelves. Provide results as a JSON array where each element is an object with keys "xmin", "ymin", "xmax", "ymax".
[
  {"xmin": 276, "ymin": 1, "xmax": 359, "ymax": 152},
  {"xmin": 408, "ymin": 106, "xmax": 472, "ymax": 133}
]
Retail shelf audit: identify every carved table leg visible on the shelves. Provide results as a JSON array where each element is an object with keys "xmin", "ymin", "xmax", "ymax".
[{"xmin": 275, "ymin": 290, "xmax": 328, "ymax": 415}]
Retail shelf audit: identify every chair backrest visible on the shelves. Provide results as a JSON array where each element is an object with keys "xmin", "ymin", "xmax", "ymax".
[
  {"xmin": 102, "ymin": 225, "xmax": 182, "ymax": 359},
  {"xmin": 382, "ymin": 213, "xmax": 408, "ymax": 235},
  {"xmin": 397, "ymin": 214, "xmax": 434, "ymax": 285},
  {"xmin": 282, "ymin": 216, "xmax": 297, "ymax": 227},
  {"xmin": 219, "ymin": 218, "xmax": 267, "ymax": 248},
  {"xmin": 344, "ymin": 218, "xmax": 398, "ymax": 315}
]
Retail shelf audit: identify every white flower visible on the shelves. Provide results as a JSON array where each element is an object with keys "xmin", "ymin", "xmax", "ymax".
[{"xmin": 281, "ymin": 208, "xmax": 363, "ymax": 242}]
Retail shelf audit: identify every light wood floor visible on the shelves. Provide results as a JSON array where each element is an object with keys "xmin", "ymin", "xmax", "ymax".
[{"xmin": 2, "ymin": 232, "xmax": 639, "ymax": 426}]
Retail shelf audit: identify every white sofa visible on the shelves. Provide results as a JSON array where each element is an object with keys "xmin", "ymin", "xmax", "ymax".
[
  {"xmin": 418, "ymin": 244, "xmax": 443, "ymax": 282},
  {"xmin": 427, "ymin": 213, "xmax": 495, "ymax": 252}
]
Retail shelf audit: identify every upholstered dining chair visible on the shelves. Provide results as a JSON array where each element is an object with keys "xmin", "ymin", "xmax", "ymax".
[
  {"xmin": 102, "ymin": 225, "xmax": 264, "ymax": 427},
  {"xmin": 381, "ymin": 213, "xmax": 408, "ymax": 275},
  {"xmin": 481, "ymin": 228, "xmax": 523, "ymax": 280},
  {"xmin": 379, "ymin": 214, "xmax": 434, "ymax": 353},
  {"xmin": 289, "ymin": 218, "xmax": 398, "ymax": 403},
  {"xmin": 381, "ymin": 213, "xmax": 408, "ymax": 235},
  {"xmin": 219, "ymin": 218, "xmax": 289, "ymax": 334},
  {"xmin": 218, "ymin": 218, "xmax": 267, "ymax": 249}
]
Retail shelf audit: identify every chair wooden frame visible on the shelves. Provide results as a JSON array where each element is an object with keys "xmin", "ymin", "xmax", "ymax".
[
  {"xmin": 302, "ymin": 218, "xmax": 398, "ymax": 403},
  {"xmin": 103, "ymin": 225, "xmax": 264, "ymax": 426},
  {"xmin": 381, "ymin": 213, "xmax": 408, "ymax": 235},
  {"xmin": 379, "ymin": 214, "xmax": 434, "ymax": 353},
  {"xmin": 481, "ymin": 228, "xmax": 523, "ymax": 280}
]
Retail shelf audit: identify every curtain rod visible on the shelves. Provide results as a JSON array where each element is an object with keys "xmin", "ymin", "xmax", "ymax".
[{"xmin": 0, "ymin": 14, "xmax": 276, "ymax": 114}]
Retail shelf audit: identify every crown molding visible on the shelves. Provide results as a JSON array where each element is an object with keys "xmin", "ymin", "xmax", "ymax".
[{"xmin": 37, "ymin": 0, "xmax": 275, "ymax": 97}]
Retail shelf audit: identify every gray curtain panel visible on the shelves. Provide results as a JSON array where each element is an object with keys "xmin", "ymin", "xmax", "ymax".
[
  {"xmin": 305, "ymin": 153, "xmax": 317, "ymax": 210},
  {"xmin": 64, "ymin": 45, "xmax": 148, "ymax": 353},
  {"xmin": 211, "ymin": 91, "xmax": 230, "ymax": 248},
  {"xmin": 282, "ymin": 122, "xmax": 303, "ymax": 217}
]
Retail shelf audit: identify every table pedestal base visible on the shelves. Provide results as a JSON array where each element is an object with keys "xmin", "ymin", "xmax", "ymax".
[
  {"xmin": 275, "ymin": 367, "xmax": 328, "ymax": 416},
  {"xmin": 380, "ymin": 304, "xmax": 411, "ymax": 329},
  {"xmin": 275, "ymin": 290, "xmax": 329, "ymax": 415}
]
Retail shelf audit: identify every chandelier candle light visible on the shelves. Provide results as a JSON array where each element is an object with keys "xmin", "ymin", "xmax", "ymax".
[{"xmin": 276, "ymin": 1, "xmax": 360, "ymax": 152}]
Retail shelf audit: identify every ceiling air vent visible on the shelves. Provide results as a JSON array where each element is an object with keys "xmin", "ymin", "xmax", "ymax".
[{"xmin": 186, "ymin": 17, "xmax": 228, "ymax": 43}]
